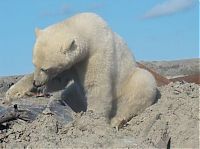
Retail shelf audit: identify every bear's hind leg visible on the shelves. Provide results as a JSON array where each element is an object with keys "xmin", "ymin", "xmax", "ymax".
[{"xmin": 111, "ymin": 68, "xmax": 157, "ymax": 129}]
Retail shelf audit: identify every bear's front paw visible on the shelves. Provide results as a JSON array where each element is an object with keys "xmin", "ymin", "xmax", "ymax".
[
  {"xmin": 4, "ymin": 87, "xmax": 26, "ymax": 105},
  {"xmin": 3, "ymin": 94, "xmax": 14, "ymax": 105},
  {"xmin": 110, "ymin": 117, "xmax": 127, "ymax": 131}
]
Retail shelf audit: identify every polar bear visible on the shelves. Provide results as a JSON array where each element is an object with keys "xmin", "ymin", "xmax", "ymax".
[{"xmin": 5, "ymin": 13, "xmax": 157, "ymax": 128}]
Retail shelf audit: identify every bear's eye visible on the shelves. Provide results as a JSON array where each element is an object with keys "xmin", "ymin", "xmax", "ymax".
[{"xmin": 41, "ymin": 68, "xmax": 48, "ymax": 73}]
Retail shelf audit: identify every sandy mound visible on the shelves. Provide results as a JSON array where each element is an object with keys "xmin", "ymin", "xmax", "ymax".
[{"xmin": 0, "ymin": 81, "xmax": 199, "ymax": 148}]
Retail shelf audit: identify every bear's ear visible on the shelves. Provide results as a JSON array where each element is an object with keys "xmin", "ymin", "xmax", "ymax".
[
  {"xmin": 60, "ymin": 39, "xmax": 77, "ymax": 54},
  {"xmin": 35, "ymin": 28, "xmax": 42, "ymax": 37},
  {"xmin": 69, "ymin": 40, "xmax": 77, "ymax": 51}
]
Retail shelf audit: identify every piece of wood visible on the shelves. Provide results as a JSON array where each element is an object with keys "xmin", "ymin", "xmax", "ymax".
[
  {"xmin": 137, "ymin": 62, "xmax": 200, "ymax": 86},
  {"xmin": 0, "ymin": 104, "xmax": 35, "ymax": 124},
  {"xmin": 170, "ymin": 74, "xmax": 200, "ymax": 84},
  {"xmin": 0, "ymin": 105, "xmax": 19, "ymax": 124}
]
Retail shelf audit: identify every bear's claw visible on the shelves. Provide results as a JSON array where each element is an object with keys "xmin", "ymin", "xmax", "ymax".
[{"xmin": 111, "ymin": 117, "xmax": 127, "ymax": 131}]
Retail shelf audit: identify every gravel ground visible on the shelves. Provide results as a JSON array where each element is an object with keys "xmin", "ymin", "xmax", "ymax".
[{"xmin": 0, "ymin": 81, "xmax": 198, "ymax": 148}]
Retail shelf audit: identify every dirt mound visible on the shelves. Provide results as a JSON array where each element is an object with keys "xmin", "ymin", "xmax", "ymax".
[
  {"xmin": 127, "ymin": 81, "xmax": 199, "ymax": 148},
  {"xmin": 0, "ymin": 81, "xmax": 198, "ymax": 148}
]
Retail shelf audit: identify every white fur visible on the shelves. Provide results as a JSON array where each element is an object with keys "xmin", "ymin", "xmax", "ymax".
[
  {"xmin": 5, "ymin": 74, "xmax": 33, "ymax": 103},
  {"xmin": 5, "ymin": 13, "xmax": 157, "ymax": 128}
]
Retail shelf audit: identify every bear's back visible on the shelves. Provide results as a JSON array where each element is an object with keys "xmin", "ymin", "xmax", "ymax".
[
  {"xmin": 62, "ymin": 13, "xmax": 109, "ymax": 38},
  {"xmin": 113, "ymin": 33, "xmax": 137, "ymax": 90}
]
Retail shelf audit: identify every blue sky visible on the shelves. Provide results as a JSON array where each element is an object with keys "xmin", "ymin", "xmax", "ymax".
[{"xmin": 0, "ymin": 0, "xmax": 199, "ymax": 76}]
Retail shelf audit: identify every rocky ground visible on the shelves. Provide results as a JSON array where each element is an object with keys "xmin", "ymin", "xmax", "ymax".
[
  {"xmin": 141, "ymin": 58, "xmax": 199, "ymax": 78},
  {"xmin": 0, "ymin": 59, "xmax": 199, "ymax": 148}
]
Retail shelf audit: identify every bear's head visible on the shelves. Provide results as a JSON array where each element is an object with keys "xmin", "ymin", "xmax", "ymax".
[{"xmin": 32, "ymin": 27, "xmax": 88, "ymax": 87}]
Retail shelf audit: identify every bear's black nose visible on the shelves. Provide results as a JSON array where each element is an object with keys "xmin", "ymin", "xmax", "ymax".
[
  {"xmin": 33, "ymin": 80, "xmax": 45, "ymax": 88},
  {"xmin": 33, "ymin": 80, "xmax": 42, "ymax": 87}
]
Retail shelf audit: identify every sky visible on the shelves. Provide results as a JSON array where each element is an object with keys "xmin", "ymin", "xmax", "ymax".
[{"xmin": 0, "ymin": 0, "xmax": 199, "ymax": 76}]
